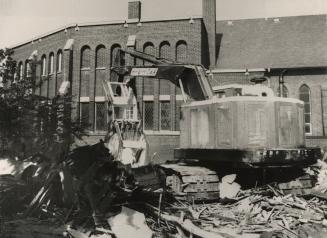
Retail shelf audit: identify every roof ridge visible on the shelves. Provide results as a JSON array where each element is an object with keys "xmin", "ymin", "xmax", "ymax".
[{"xmin": 216, "ymin": 13, "xmax": 327, "ymax": 22}]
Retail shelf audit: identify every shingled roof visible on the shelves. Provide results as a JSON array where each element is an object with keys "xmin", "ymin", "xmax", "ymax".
[{"xmin": 215, "ymin": 14, "xmax": 327, "ymax": 69}]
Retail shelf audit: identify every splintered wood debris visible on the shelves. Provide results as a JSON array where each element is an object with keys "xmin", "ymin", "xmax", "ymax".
[{"xmin": 2, "ymin": 159, "xmax": 327, "ymax": 237}]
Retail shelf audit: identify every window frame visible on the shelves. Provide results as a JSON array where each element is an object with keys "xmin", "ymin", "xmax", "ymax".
[
  {"xmin": 95, "ymin": 45, "xmax": 106, "ymax": 70},
  {"xmin": 143, "ymin": 97, "xmax": 155, "ymax": 131},
  {"xmin": 299, "ymin": 84, "xmax": 312, "ymax": 135},
  {"xmin": 79, "ymin": 99, "xmax": 91, "ymax": 131},
  {"xmin": 159, "ymin": 96, "xmax": 171, "ymax": 131},
  {"xmin": 41, "ymin": 56, "xmax": 47, "ymax": 76},
  {"xmin": 81, "ymin": 46, "xmax": 91, "ymax": 70},
  {"xmin": 18, "ymin": 62, "xmax": 23, "ymax": 79},
  {"xmin": 57, "ymin": 51, "xmax": 62, "ymax": 73},
  {"xmin": 49, "ymin": 53, "xmax": 54, "ymax": 75},
  {"xmin": 94, "ymin": 100, "xmax": 108, "ymax": 132}
]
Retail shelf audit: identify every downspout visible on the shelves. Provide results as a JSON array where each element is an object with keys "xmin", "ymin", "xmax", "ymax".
[
  {"xmin": 279, "ymin": 69, "xmax": 287, "ymax": 97},
  {"xmin": 321, "ymin": 86, "xmax": 326, "ymax": 136}
]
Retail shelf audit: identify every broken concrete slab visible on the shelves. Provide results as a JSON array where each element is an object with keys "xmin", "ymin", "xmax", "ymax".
[{"xmin": 108, "ymin": 206, "xmax": 153, "ymax": 238}]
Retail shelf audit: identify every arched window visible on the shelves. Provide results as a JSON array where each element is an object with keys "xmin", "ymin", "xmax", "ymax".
[
  {"xmin": 40, "ymin": 55, "xmax": 48, "ymax": 97},
  {"xmin": 25, "ymin": 60, "xmax": 32, "ymax": 78},
  {"xmin": 159, "ymin": 41, "xmax": 171, "ymax": 59},
  {"xmin": 18, "ymin": 62, "xmax": 23, "ymax": 79},
  {"xmin": 159, "ymin": 41, "xmax": 172, "ymax": 95},
  {"xmin": 49, "ymin": 52, "xmax": 54, "ymax": 74},
  {"xmin": 277, "ymin": 85, "xmax": 289, "ymax": 98},
  {"xmin": 143, "ymin": 42, "xmax": 155, "ymax": 66},
  {"xmin": 176, "ymin": 40, "xmax": 187, "ymax": 62},
  {"xmin": 81, "ymin": 46, "xmax": 91, "ymax": 69},
  {"xmin": 80, "ymin": 46, "xmax": 92, "ymax": 129},
  {"xmin": 80, "ymin": 46, "xmax": 91, "ymax": 97},
  {"xmin": 159, "ymin": 41, "xmax": 172, "ymax": 130},
  {"xmin": 56, "ymin": 50, "xmax": 63, "ymax": 93},
  {"xmin": 299, "ymin": 85, "xmax": 311, "ymax": 134},
  {"xmin": 110, "ymin": 44, "xmax": 121, "ymax": 82},
  {"xmin": 95, "ymin": 45, "xmax": 106, "ymax": 96},
  {"xmin": 142, "ymin": 42, "xmax": 156, "ymax": 130},
  {"xmin": 96, "ymin": 45, "xmax": 106, "ymax": 68},
  {"xmin": 41, "ymin": 55, "xmax": 46, "ymax": 76},
  {"xmin": 95, "ymin": 45, "xmax": 107, "ymax": 131},
  {"xmin": 110, "ymin": 44, "xmax": 121, "ymax": 66},
  {"xmin": 56, "ymin": 50, "xmax": 63, "ymax": 72}
]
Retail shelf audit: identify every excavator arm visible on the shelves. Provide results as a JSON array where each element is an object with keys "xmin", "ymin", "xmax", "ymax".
[
  {"xmin": 112, "ymin": 48, "xmax": 214, "ymax": 101},
  {"xmin": 100, "ymin": 48, "xmax": 214, "ymax": 167}
]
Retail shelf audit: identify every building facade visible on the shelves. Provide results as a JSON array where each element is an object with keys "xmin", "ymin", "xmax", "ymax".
[
  {"xmin": 211, "ymin": 15, "xmax": 327, "ymax": 149},
  {"xmin": 11, "ymin": 0, "xmax": 216, "ymax": 162},
  {"xmin": 10, "ymin": 1, "xmax": 327, "ymax": 162}
]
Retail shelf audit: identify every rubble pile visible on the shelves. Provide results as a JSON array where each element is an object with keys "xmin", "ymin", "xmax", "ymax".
[
  {"xmin": 0, "ymin": 218, "xmax": 65, "ymax": 238},
  {"xmin": 158, "ymin": 186, "xmax": 327, "ymax": 238},
  {"xmin": 141, "ymin": 159, "xmax": 327, "ymax": 238},
  {"xmin": 2, "ymin": 154, "xmax": 327, "ymax": 237}
]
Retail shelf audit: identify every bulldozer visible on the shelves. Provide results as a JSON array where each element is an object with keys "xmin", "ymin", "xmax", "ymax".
[{"xmin": 101, "ymin": 48, "xmax": 321, "ymax": 201}]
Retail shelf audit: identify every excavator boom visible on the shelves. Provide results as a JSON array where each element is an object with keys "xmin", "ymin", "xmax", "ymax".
[{"xmin": 113, "ymin": 48, "xmax": 214, "ymax": 100}]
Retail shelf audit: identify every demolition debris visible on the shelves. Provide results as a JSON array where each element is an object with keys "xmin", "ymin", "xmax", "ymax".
[{"xmin": 1, "ymin": 153, "xmax": 327, "ymax": 238}]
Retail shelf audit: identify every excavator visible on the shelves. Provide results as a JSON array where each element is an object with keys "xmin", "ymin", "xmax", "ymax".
[{"xmin": 101, "ymin": 48, "xmax": 322, "ymax": 201}]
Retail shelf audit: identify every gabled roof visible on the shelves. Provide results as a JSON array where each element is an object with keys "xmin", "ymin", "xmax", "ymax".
[{"xmin": 216, "ymin": 14, "xmax": 327, "ymax": 69}]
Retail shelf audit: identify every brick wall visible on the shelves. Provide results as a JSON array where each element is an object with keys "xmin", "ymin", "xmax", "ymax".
[
  {"xmin": 11, "ymin": 18, "xmax": 204, "ymax": 162},
  {"xmin": 269, "ymin": 70, "xmax": 327, "ymax": 138}
]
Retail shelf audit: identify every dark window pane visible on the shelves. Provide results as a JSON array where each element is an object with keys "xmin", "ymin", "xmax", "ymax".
[
  {"xmin": 175, "ymin": 100, "xmax": 182, "ymax": 131},
  {"xmin": 80, "ymin": 103, "xmax": 90, "ymax": 129},
  {"xmin": 299, "ymin": 85, "xmax": 311, "ymax": 134},
  {"xmin": 305, "ymin": 124, "xmax": 311, "ymax": 134},
  {"xmin": 143, "ymin": 77, "xmax": 154, "ymax": 95},
  {"xmin": 300, "ymin": 94, "xmax": 310, "ymax": 102},
  {"xmin": 176, "ymin": 41, "xmax": 187, "ymax": 62},
  {"xmin": 95, "ymin": 70, "xmax": 106, "ymax": 96},
  {"xmin": 300, "ymin": 85, "xmax": 310, "ymax": 94},
  {"xmin": 110, "ymin": 45, "xmax": 121, "ymax": 67},
  {"xmin": 143, "ymin": 42, "xmax": 154, "ymax": 66},
  {"xmin": 144, "ymin": 101, "xmax": 154, "ymax": 130},
  {"xmin": 81, "ymin": 46, "xmax": 91, "ymax": 68},
  {"xmin": 96, "ymin": 102, "xmax": 106, "ymax": 131},
  {"xmin": 304, "ymin": 114, "xmax": 311, "ymax": 123},
  {"xmin": 304, "ymin": 103, "xmax": 311, "ymax": 113},
  {"xmin": 96, "ymin": 46, "xmax": 106, "ymax": 68},
  {"xmin": 160, "ymin": 80, "xmax": 171, "ymax": 95},
  {"xmin": 80, "ymin": 71, "xmax": 90, "ymax": 97},
  {"xmin": 160, "ymin": 101, "xmax": 171, "ymax": 130},
  {"xmin": 159, "ymin": 42, "xmax": 171, "ymax": 60}
]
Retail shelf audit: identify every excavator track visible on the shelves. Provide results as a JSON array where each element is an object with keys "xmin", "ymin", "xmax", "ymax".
[{"xmin": 160, "ymin": 164, "xmax": 220, "ymax": 201}]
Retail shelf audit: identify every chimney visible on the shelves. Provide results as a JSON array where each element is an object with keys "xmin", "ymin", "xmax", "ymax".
[
  {"xmin": 202, "ymin": 0, "xmax": 216, "ymax": 68},
  {"xmin": 128, "ymin": 1, "xmax": 141, "ymax": 20}
]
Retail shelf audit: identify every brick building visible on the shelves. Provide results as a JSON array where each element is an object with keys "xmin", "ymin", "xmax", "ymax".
[
  {"xmin": 211, "ymin": 15, "xmax": 327, "ymax": 149},
  {"xmin": 11, "ymin": 0, "xmax": 217, "ymax": 162},
  {"xmin": 10, "ymin": 1, "xmax": 327, "ymax": 162}
]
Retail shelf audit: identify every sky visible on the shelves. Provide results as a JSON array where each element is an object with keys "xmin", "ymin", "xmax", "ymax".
[{"xmin": 1, "ymin": 0, "xmax": 327, "ymax": 48}]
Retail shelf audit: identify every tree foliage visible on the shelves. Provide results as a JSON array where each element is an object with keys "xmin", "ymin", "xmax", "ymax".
[{"xmin": 0, "ymin": 48, "xmax": 84, "ymax": 159}]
